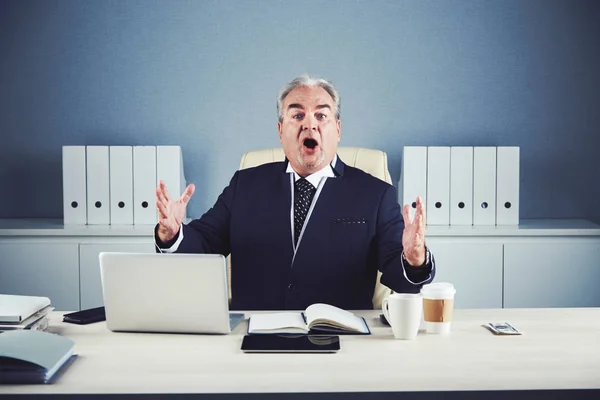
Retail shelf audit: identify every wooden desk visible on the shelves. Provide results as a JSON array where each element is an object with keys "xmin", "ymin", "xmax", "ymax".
[{"xmin": 1, "ymin": 309, "xmax": 599, "ymax": 398}]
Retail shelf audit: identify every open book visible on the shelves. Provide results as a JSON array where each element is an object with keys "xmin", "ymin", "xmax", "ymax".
[{"xmin": 248, "ymin": 303, "xmax": 370, "ymax": 335}]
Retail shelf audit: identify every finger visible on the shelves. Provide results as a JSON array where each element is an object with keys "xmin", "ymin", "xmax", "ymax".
[
  {"xmin": 159, "ymin": 181, "xmax": 171, "ymax": 204},
  {"xmin": 155, "ymin": 187, "xmax": 169, "ymax": 208},
  {"xmin": 418, "ymin": 196, "xmax": 425, "ymax": 211},
  {"xmin": 159, "ymin": 180, "xmax": 173, "ymax": 202},
  {"xmin": 417, "ymin": 197, "xmax": 427, "ymax": 226},
  {"xmin": 401, "ymin": 204, "xmax": 411, "ymax": 225},
  {"xmin": 414, "ymin": 206, "xmax": 424, "ymax": 226},
  {"xmin": 414, "ymin": 198, "xmax": 425, "ymax": 219},
  {"xmin": 180, "ymin": 183, "xmax": 196, "ymax": 205},
  {"xmin": 156, "ymin": 201, "xmax": 168, "ymax": 220},
  {"xmin": 414, "ymin": 213, "xmax": 425, "ymax": 240}
]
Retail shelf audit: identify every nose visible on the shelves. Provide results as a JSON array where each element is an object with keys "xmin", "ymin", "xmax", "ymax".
[{"xmin": 302, "ymin": 114, "xmax": 318, "ymax": 131}]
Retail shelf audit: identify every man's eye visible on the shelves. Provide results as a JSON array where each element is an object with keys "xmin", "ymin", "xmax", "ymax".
[
  {"xmin": 292, "ymin": 113, "xmax": 304, "ymax": 119},
  {"xmin": 316, "ymin": 113, "xmax": 327, "ymax": 119}
]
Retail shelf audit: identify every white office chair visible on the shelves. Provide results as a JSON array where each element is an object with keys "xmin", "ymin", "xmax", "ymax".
[{"xmin": 236, "ymin": 147, "xmax": 393, "ymax": 309}]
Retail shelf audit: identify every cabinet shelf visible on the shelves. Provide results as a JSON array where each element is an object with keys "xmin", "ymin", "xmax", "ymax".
[{"xmin": 1, "ymin": 218, "xmax": 598, "ymax": 237}]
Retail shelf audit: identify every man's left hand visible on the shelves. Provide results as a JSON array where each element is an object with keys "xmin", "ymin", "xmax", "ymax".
[{"xmin": 401, "ymin": 196, "xmax": 427, "ymax": 266}]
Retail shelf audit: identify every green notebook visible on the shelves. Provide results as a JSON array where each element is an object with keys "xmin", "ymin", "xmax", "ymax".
[{"xmin": 0, "ymin": 330, "xmax": 76, "ymax": 384}]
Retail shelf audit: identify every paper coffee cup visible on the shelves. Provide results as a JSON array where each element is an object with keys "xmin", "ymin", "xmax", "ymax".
[{"xmin": 421, "ymin": 282, "xmax": 456, "ymax": 334}]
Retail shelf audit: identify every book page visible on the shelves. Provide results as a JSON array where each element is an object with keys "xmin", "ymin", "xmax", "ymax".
[
  {"xmin": 248, "ymin": 312, "xmax": 308, "ymax": 334},
  {"xmin": 305, "ymin": 303, "xmax": 367, "ymax": 333}
]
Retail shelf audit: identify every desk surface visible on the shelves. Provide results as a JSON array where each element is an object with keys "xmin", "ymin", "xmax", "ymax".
[{"xmin": 1, "ymin": 308, "xmax": 599, "ymax": 395}]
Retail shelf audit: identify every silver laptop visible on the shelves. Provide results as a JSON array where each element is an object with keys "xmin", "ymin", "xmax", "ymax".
[{"xmin": 99, "ymin": 252, "xmax": 244, "ymax": 334}]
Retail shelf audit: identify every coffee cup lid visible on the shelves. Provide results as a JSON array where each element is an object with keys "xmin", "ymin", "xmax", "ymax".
[{"xmin": 420, "ymin": 282, "xmax": 456, "ymax": 299}]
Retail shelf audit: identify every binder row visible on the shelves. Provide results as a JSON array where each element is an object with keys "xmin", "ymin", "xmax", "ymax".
[
  {"xmin": 399, "ymin": 146, "xmax": 519, "ymax": 226},
  {"xmin": 62, "ymin": 146, "xmax": 186, "ymax": 225}
]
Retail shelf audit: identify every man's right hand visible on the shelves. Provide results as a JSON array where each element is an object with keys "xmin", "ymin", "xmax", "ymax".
[{"xmin": 156, "ymin": 180, "xmax": 196, "ymax": 243}]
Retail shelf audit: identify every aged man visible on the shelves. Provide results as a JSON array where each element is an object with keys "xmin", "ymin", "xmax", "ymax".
[{"xmin": 155, "ymin": 74, "xmax": 435, "ymax": 310}]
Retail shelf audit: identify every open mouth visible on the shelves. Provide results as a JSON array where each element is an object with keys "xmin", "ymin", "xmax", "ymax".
[{"xmin": 303, "ymin": 138, "xmax": 318, "ymax": 149}]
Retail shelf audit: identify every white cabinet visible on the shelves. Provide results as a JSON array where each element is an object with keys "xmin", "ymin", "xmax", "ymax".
[
  {"xmin": 0, "ymin": 239, "xmax": 79, "ymax": 311},
  {"xmin": 0, "ymin": 219, "xmax": 155, "ymax": 311},
  {"xmin": 503, "ymin": 238, "xmax": 600, "ymax": 308},
  {"xmin": 79, "ymin": 241, "xmax": 155, "ymax": 309},
  {"xmin": 1, "ymin": 219, "xmax": 600, "ymax": 310},
  {"xmin": 426, "ymin": 239, "xmax": 503, "ymax": 308}
]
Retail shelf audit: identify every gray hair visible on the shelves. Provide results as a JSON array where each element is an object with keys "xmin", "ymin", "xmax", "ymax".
[{"xmin": 277, "ymin": 74, "xmax": 341, "ymax": 122}]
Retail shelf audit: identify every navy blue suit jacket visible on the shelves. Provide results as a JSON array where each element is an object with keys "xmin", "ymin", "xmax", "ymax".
[{"xmin": 157, "ymin": 157, "xmax": 434, "ymax": 310}]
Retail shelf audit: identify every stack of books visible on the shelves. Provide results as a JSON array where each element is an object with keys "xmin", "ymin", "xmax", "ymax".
[
  {"xmin": 0, "ymin": 294, "xmax": 54, "ymax": 332},
  {"xmin": 0, "ymin": 295, "xmax": 76, "ymax": 384}
]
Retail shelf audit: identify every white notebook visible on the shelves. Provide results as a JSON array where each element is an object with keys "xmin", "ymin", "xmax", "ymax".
[
  {"xmin": 0, "ymin": 294, "xmax": 51, "ymax": 323},
  {"xmin": 248, "ymin": 303, "xmax": 370, "ymax": 335}
]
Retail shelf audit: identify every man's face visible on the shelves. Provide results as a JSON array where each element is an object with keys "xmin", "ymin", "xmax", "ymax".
[{"xmin": 278, "ymin": 85, "xmax": 341, "ymax": 177}]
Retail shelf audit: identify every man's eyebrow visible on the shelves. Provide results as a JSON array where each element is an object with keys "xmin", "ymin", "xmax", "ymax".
[
  {"xmin": 287, "ymin": 103, "xmax": 304, "ymax": 111},
  {"xmin": 286, "ymin": 104, "xmax": 332, "ymax": 111}
]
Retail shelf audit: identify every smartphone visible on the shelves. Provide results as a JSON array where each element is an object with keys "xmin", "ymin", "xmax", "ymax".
[
  {"xmin": 380, "ymin": 313, "xmax": 390, "ymax": 326},
  {"xmin": 63, "ymin": 307, "xmax": 106, "ymax": 325},
  {"xmin": 241, "ymin": 334, "xmax": 340, "ymax": 353}
]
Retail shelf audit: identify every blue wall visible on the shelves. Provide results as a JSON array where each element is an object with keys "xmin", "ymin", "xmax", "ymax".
[{"xmin": 1, "ymin": 0, "xmax": 599, "ymax": 222}]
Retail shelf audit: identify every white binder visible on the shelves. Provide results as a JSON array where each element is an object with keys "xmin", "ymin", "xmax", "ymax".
[
  {"xmin": 62, "ymin": 146, "xmax": 87, "ymax": 225},
  {"xmin": 133, "ymin": 146, "xmax": 157, "ymax": 225},
  {"xmin": 496, "ymin": 146, "xmax": 520, "ymax": 225},
  {"xmin": 450, "ymin": 147, "xmax": 474, "ymax": 226},
  {"xmin": 86, "ymin": 146, "xmax": 110, "ymax": 225},
  {"xmin": 399, "ymin": 146, "xmax": 427, "ymax": 220},
  {"xmin": 156, "ymin": 145, "xmax": 186, "ymax": 202},
  {"xmin": 473, "ymin": 147, "xmax": 497, "ymax": 226},
  {"xmin": 426, "ymin": 147, "xmax": 450, "ymax": 225},
  {"xmin": 109, "ymin": 146, "xmax": 134, "ymax": 225}
]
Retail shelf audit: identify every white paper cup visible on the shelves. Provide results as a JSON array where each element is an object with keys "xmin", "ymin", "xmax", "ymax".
[
  {"xmin": 420, "ymin": 282, "xmax": 456, "ymax": 334},
  {"xmin": 382, "ymin": 293, "xmax": 422, "ymax": 340}
]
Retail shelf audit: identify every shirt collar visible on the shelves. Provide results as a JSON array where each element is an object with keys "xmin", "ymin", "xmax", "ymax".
[{"xmin": 286, "ymin": 154, "xmax": 337, "ymax": 187}]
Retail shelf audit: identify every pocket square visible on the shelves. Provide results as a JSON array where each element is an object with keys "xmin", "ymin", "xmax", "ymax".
[{"xmin": 333, "ymin": 217, "xmax": 367, "ymax": 225}]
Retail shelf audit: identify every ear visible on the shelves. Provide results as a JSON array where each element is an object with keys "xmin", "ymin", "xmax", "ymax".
[
  {"xmin": 336, "ymin": 119, "xmax": 341, "ymax": 142},
  {"xmin": 277, "ymin": 121, "xmax": 283, "ymax": 143}
]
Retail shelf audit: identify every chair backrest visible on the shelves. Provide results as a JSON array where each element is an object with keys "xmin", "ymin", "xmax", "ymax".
[
  {"xmin": 239, "ymin": 147, "xmax": 392, "ymax": 184},
  {"xmin": 237, "ymin": 147, "xmax": 393, "ymax": 309}
]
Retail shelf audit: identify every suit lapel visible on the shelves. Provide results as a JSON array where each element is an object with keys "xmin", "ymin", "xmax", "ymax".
[
  {"xmin": 291, "ymin": 157, "xmax": 347, "ymax": 256},
  {"xmin": 307, "ymin": 156, "xmax": 346, "ymax": 224}
]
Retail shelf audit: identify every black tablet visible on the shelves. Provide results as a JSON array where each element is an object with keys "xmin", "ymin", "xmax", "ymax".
[
  {"xmin": 63, "ymin": 307, "xmax": 106, "ymax": 325},
  {"xmin": 241, "ymin": 334, "xmax": 340, "ymax": 353}
]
